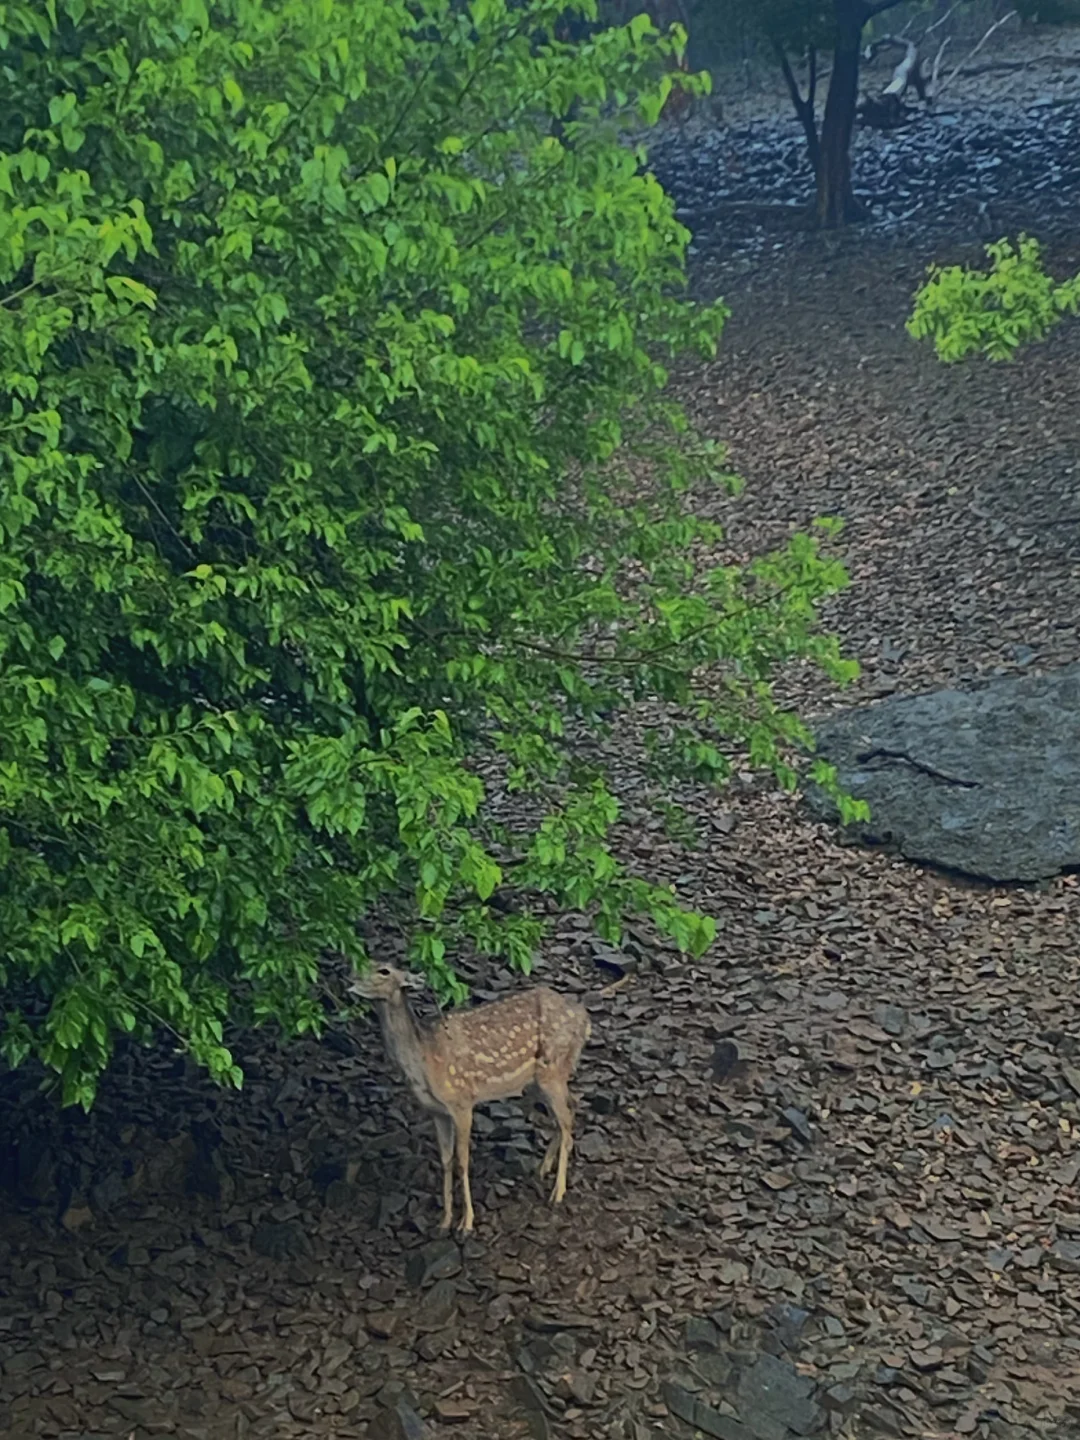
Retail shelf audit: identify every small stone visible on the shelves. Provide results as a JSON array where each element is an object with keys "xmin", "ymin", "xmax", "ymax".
[
  {"xmin": 416, "ymin": 1279, "xmax": 457, "ymax": 1332},
  {"xmin": 823, "ymin": 1384, "xmax": 859, "ymax": 1414},
  {"xmin": 767, "ymin": 1303, "xmax": 810, "ymax": 1350},
  {"xmin": 566, "ymin": 1370, "xmax": 598, "ymax": 1406},
  {"xmin": 60, "ymin": 1204, "xmax": 94, "ymax": 1232},
  {"xmin": 523, "ymin": 1309, "xmax": 595, "ymax": 1333},
  {"xmin": 109, "ymin": 1395, "xmax": 174, "ymax": 1429},
  {"xmin": 874, "ymin": 1004, "xmax": 907, "ymax": 1036},
  {"xmin": 586, "ymin": 1090, "xmax": 618, "ymax": 1115},
  {"xmin": 3, "ymin": 1350, "xmax": 46, "ymax": 1377},
  {"xmin": 685, "ymin": 1317, "xmax": 721, "ymax": 1351},
  {"xmin": 287, "ymin": 1394, "xmax": 318, "ymax": 1422},
  {"xmin": 815, "ymin": 990, "xmax": 849, "ymax": 1012},
  {"xmin": 367, "ymin": 1398, "xmax": 431, "ymax": 1440},
  {"xmin": 711, "ymin": 1039, "xmax": 741, "ymax": 1082},
  {"xmin": 780, "ymin": 1107, "xmax": 813, "ymax": 1145},
  {"xmin": 1050, "ymin": 1238, "xmax": 1080, "ymax": 1273},
  {"xmin": 575, "ymin": 1131, "xmax": 612, "ymax": 1162},
  {"xmin": 417, "ymin": 1328, "xmax": 455, "ymax": 1361},
  {"xmin": 761, "ymin": 1169, "xmax": 795, "ymax": 1191},
  {"xmin": 251, "ymin": 1219, "xmax": 311, "ymax": 1261},
  {"xmin": 405, "ymin": 1238, "xmax": 461, "ymax": 1287},
  {"xmin": 377, "ymin": 1191, "xmax": 410, "ymax": 1228},
  {"xmin": 434, "ymin": 1399, "xmax": 476, "ymax": 1423},
  {"xmin": 318, "ymin": 1336, "xmax": 353, "ymax": 1377},
  {"xmin": 925, "ymin": 1048, "xmax": 957, "ymax": 1070}
]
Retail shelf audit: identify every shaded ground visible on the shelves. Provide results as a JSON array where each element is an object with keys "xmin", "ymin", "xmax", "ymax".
[{"xmin": 4, "ymin": 30, "xmax": 1080, "ymax": 1440}]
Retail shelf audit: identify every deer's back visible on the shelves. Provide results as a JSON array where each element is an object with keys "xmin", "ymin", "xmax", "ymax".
[{"xmin": 431, "ymin": 986, "xmax": 589, "ymax": 1105}]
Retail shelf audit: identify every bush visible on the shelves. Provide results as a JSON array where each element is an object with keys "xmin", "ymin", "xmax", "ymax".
[
  {"xmin": 908, "ymin": 236, "xmax": 1080, "ymax": 362},
  {"xmin": 0, "ymin": 0, "xmax": 857, "ymax": 1107}
]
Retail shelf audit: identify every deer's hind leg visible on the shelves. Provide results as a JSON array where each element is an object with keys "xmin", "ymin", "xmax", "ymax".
[
  {"xmin": 450, "ymin": 1104, "xmax": 476, "ymax": 1236},
  {"xmin": 535, "ymin": 1070, "xmax": 575, "ymax": 1205}
]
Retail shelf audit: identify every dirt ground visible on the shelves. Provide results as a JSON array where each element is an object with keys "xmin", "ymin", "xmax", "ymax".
[{"xmin": 3, "ymin": 25, "xmax": 1080, "ymax": 1440}]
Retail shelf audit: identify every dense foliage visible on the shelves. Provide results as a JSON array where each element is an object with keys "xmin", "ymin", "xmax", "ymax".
[
  {"xmin": 0, "ymin": 0, "xmax": 858, "ymax": 1107},
  {"xmin": 909, "ymin": 237, "xmax": 1080, "ymax": 361}
]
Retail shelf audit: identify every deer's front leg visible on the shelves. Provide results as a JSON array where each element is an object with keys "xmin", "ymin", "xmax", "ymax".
[
  {"xmin": 432, "ymin": 1113, "xmax": 456, "ymax": 1236},
  {"xmin": 452, "ymin": 1106, "xmax": 475, "ymax": 1236}
]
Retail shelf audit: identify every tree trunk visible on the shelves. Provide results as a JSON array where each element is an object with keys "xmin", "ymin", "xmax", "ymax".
[{"xmin": 815, "ymin": 5, "xmax": 867, "ymax": 228}]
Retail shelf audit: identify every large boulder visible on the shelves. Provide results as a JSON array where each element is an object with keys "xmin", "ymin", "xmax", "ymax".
[{"xmin": 807, "ymin": 665, "xmax": 1080, "ymax": 882}]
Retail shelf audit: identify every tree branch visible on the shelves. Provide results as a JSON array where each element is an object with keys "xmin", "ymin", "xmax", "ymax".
[
  {"xmin": 935, "ymin": 10, "xmax": 1018, "ymax": 101},
  {"xmin": 772, "ymin": 42, "xmax": 820, "ymax": 175}
]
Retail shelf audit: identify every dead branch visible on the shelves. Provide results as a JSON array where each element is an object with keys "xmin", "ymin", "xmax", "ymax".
[
  {"xmin": 934, "ymin": 9, "xmax": 1019, "ymax": 102},
  {"xmin": 859, "ymin": 35, "xmax": 926, "ymax": 129},
  {"xmin": 929, "ymin": 37, "xmax": 950, "ymax": 102},
  {"xmin": 883, "ymin": 39, "xmax": 925, "ymax": 99},
  {"xmin": 922, "ymin": 1, "xmax": 962, "ymax": 41}
]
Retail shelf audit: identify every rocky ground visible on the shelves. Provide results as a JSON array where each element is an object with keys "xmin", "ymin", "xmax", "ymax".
[{"xmin": 3, "ymin": 23, "xmax": 1080, "ymax": 1440}]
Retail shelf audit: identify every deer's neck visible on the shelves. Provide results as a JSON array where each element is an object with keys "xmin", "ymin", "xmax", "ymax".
[{"xmin": 375, "ymin": 994, "xmax": 441, "ymax": 1111}]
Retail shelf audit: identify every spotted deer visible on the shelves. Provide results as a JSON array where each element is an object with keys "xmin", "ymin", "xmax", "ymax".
[{"xmin": 350, "ymin": 965, "xmax": 591, "ymax": 1236}]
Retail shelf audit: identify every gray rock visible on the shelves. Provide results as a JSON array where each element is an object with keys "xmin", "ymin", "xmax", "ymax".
[
  {"xmin": 664, "ymin": 1381, "xmax": 757, "ymax": 1440},
  {"xmin": 735, "ymin": 1353, "xmax": 824, "ymax": 1437},
  {"xmin": 766, "ymin": 1302, "xmax": 811, "ymax": 1351},
  {"xmin": 686, "ymin": 1317, "xmax": 722, "ymax": 1351},
  {"xmin": 695, "ymin": 1351, "xmax": 735, "ymax": 1388},
  {"xmin": 368, "ymin": 1398, "xmax": 431, "ymax": 1440},
  {"xmin": 510, "ymin": 1374, "xmax": 553, "ymax": 1440},
  {"xmin": 251, "ymin": 1219, "xmax": 312, "ymax": 1261},
  {"xmin": 1050, "ymin": 1238, "xmax": 1080, "ymax": 1273},
  {"xmin": 405, "ymin": 1238, "xmax": 461, "ymax": 1287},
  {"xmin": 807, "ymin": 665, "xmax": 1080, "ymax": 881},
  {"xmin": 14, "ymin": 1137, "xmax": 56, "ymax": 1205},
  {"xmin": 416, "ymin": 1278, "xmax": 457, "ymax": 1332},
  {"xmin": 780, "ymin": 1108, "xmax": 813, "ymax": 1146}
]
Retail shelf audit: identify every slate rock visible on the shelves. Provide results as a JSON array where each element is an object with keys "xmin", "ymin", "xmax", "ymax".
[
  {"xmin": 251, "ymin": 1220, "xmax": 312, "ymax": 1261},
  {"xmin": 416, "ymin": 1278, "xmax": 457, "ymax": 1332},
  {"xmin": 13, "ymin": 1137, "xmax": 56, "ymax": 1205},
  {"xmin": 367, "ymin": 1398, "xmax": 431, "ymax": 1440},
  {"xmin": 766, "ymin": 1302, "xmax": 811, "ymax": 1351},
  {"xmin": 735, "ymin": 1353, "xmax": 824, "ymax": 1437},
  {"xmin": 686, "ymin": 1316, "xmax": 722, "ymax": 1351},
  {"xmin": 1050, "ymin": 1238, "xmax": 1080, "ymax": 1274},
  {"xmin": 664, "ymin": 1382, "xmax": 755, "ymax": 1440},
  {"xmin": 807, "ymin": 665, "xmax": 1080, "ymax": 881},
  {"xmin": 780, "ymin": 1108, "xmax": 813, "ymax": 1146},
  {"xmin": 405, "ymin": 1238, "xmax": 461, "ymax": 1287}
]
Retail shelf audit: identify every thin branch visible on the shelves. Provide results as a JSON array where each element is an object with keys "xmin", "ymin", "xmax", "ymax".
[
  {"xmin": 923, "ymin": 1, "xmax": 962, "ymax": 39},
  {"xmin": 936, "ymin": 9, "xmax": 1018, "ymax": 100},
  {"xmin": 772, "ymin": 42, "xmax": 820, "ymax": 174}
]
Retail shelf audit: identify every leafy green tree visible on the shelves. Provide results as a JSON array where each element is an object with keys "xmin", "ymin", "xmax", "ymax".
[
  {"xmin": 0, "ymin": 0, "xmax": 858, "ymax": 1108},
  {"xmin": 908, "ymin": 236, "xmax": 1080, "ymax": 361}
]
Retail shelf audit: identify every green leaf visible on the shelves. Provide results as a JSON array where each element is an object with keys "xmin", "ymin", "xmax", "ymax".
[{"xmin": 0, "ymin": 0, "xmax": 849, "ymax": 1113}]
